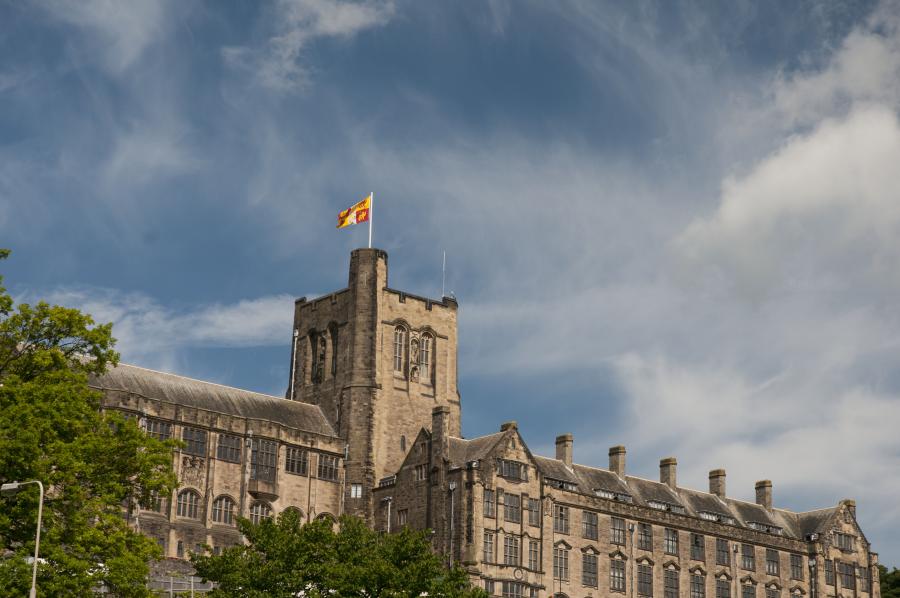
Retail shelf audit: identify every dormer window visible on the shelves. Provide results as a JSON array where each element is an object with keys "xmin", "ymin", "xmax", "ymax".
[
  {"xmin": 595, "ymin": 489, "xmax": 615, "ymax": 500},
  {"xmin": 649, "ymin": 500, "xmax": 686, "ymax": 514},
  {"xmin": 498, "ymin": 459, "xmax": 527, "ymax": 481},
  {"xmin": 547, "ymin": 478, "xmax": 577, "ymax": 492}
]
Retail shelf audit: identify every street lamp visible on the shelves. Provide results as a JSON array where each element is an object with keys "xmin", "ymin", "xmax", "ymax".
[{"xmin": 1, "ymin": 480, "xmax": 45, "ymax": 598}]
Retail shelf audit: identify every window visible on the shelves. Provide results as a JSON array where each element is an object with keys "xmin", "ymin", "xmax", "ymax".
[
  {"xmin": 217, "ymin": 434, "xmax": 241, "ymax": 463},
  {"xmin": 766, "ymin": 588, "xmax": 779, "ymax": 598},
  {"xmin": 838, "ymin": 562, "xmax": 856, "ymax": 589},
  {"xmin": 716, "ymin": 579, "xmax": 731, "ymax": 598},
  {"xmin": 483, "ymin": 531, "xmax": 495, "ymax": 563},
  {"xmin": 329, "ymin": 325, "xmax": 339, "ymax": 376},
  {"xmin": 183, "ymin": 427, "xmax": 207, "ymax": 456},
  {"xmin": 528, "ymin": 540, "xmax": 540, "ymax": 570},
  {"xmin": 766, "ymin": 549, "xmax": 780, "ymax": 576},
  {"xmin": 717, "ymin": 539, "xmax": 730, "ymax": 566},
  {"xmin": 177, "ymin": 540, "xmax": 184, "ymax": 558},
  {"xmin": 485, "ymin": 580, "xmax": 495, "ymax": 595},
  {"xmin": 691, "ymin": 574, "xmax": 706, "ymax": 598},
  {"xmin": 638, "ymin": 563, "xmax": 653, "ymax": 597},
  {"xmin": 553, "ymin": 545, "xmax": 569, "ymax": 581},
  {"xmin": 393, "ymin": 326, "xmax": 407, "ymax": 372},
  {"xmin": 484, "ymin": 489, "xmax": 496, "ymax": 518},
  {"xmin": 691, "ymin": 533, "xmax": 705, "ymax": 560},
  {"xmin": 665, "ymin": 528, "xmax": 679, "ymax": 555},
  {"xmin": 414, "ymin": 464, "xmax": 428, "ymax": 481},
  {"xmin": 285, "ymin": 446, "xmax": 309, "ymax": 475},
  {"xmin": 176, "ymin": 490, "xmax": 200, "ymax": 519},
  {"xmin": 249, "ymin": 501, "xmax": 272, "ymax": 525},
  {"xmin": 146, "ymin": 419, "xmax": 172, "ymax": 441},
  {"xmin": 498, "ymin": 459, "xmax": 528, "ymax": 481},
  {"xmin": 250, "ymin": 439, "xmax": 277, "ymax": 482},
  {"xmin": 504, "ymin": 535, "xmax": 520, "ymax": 566},
  {"xmin": 824, "ymin": 559, "xmax": 834, "ymax": 585},
  {"xmin": 502, "ymin": 582, "xmax": 527, "ymax": 598},
  {"xmin": 554, "ymin": 504, "xmax": 570, "ymax": 534},
  {"xmin": 741, "ymin": 544, "xmax": 755, "ymax": 570},
  {"xmin": 835, "ymin": 533, "xmax": 855, "ymax": 552},
  {"xmin": 582, "ymin": 511, "xmax": 598, "ymax": 540},
  {"xmin": 859, "ymin": 566, "xmax": 870, "ymax": 592},
  {"xmin": 211, "ymin": 496, "xmax": 235, "ymax": 525},
  {"xmin": 350, "ymin": 483, "xmax": 362, "ymax": 498},
  {"xmin": 665, "ymin": 569, "xmax": 679, "ymax": 598},
  {"xmin": 790, "ymin": 555, "xmax": 803, "ymax": 580},
  {"xmin": 311, "ymin": 332, "xmax": 326, "ymax": 383},
  {"xmin": 421, "ymin": 333, "xmax": 432, "ymax": 380},
  {"xmin": 742, "ymin": 585, "xmax": 756, "ymax": 598},
  {"xmin": 611, "ymin": 517, "xmax": 626, "ymax": 545},
  {"xmin": 318, "ymin": 454, "xmax": 339, "ymax": 481},
  {"xmin": 583, "ymin": 552, "xmax": 599, "ymax": 587},
  {"xmin": 527, "ymin": 497, "xmax": 541, "ymax": 526},
  {"xmin": 142, "ymin": 491, "xmax": 166, "ymax": 514},
  {"xmin": 504, "ymin": 494, "xmax": 522, "ymax": 523},
  {"xmin": 611, "ymin": 559, "xmax": 626, "ymax": 592},
  {"xmin": 638, "ymin": 523, "xmax": 653, "ymax": 550},
  {"xmin": 397, "ymin": 509, "xmax": 408, "ymax": 526}
]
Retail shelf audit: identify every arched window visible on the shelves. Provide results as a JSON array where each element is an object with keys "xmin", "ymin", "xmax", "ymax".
[
  {"xmin": 316, "ymin": 512, "xmax": 336, "ymax": 525},
  {"xmin": 249, "ymin": 501, "xmax": 272, "ymax": 525},
  {"xmin": 393, "ymin": 326, "xmax": 407, "ymax": 373},
  {"xmin": 421, "ymin": 333, "xmax": 433, "ymax": 382},
  {"xmin": 281, "ymin": 506, "xmax": 304, "ymax": 523},
  {"xmin": 211, "ymin": 495, "xmax": 236, "ymax": 525},
  {"xmin": 176, "ymin": 489, "xmax": 201, "ymax": 519}
]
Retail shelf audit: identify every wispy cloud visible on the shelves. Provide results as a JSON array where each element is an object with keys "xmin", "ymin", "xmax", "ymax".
[{"xmin": 223, "ymin": 0, "xmax": 395, "ymax": 93}]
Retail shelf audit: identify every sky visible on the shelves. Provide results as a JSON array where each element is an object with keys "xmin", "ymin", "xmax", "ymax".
[{"xmin": 2, "ymin": 0, "xmax": 899, "ymax": 565}]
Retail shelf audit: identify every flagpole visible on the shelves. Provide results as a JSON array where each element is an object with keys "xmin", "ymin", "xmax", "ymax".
[{"xmin": 368, "ymin": 191, "xmax": 373, "ymax": 249}]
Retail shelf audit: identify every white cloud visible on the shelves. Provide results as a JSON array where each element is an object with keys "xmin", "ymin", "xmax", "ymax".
[
  {"xmin": 39, "ymin": 287, "xmax": 295, "ymax": 369},
  {"xmin": 37, "ymin": 0, "xmax": 172, "ymax": 73},
  {"xmin": 223, "ymin": 0, "xmax": 395, "ymax": 93}
]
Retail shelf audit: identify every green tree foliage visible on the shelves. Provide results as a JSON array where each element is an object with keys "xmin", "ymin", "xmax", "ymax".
[
  {"xmin": 192, "ymin": 511, "xmax": 488, "ymax": 598},
  {"xmin": 0, "ymin": 250, "xmax": 178, "ymax": 596},
  {"xmin": 881, "ymin": 565, "xmax": 900, "ymax": 598}
]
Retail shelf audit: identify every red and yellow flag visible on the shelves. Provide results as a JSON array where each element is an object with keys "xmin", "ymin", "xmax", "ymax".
[{"xmin": 337, "ymin": 194, "xmax": 372, "ymax": 229}]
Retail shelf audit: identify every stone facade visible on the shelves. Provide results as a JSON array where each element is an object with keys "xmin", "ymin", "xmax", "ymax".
[{"xmin": 95, "ymin": 248, "xmax": 880, "ymax": 598}]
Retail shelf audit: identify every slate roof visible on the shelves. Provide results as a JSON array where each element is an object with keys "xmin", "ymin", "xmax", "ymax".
[
  {"xmin": 449, "ymin": 433, "xmax": 506, "ymax": 468},
  {"xmin": 92, "ymin": 363, "xmax": 337, "ymax": 437}
]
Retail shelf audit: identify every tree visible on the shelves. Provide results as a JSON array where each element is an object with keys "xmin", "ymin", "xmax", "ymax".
[
  {"xmin": 881, "ymin": 565, "xmax": 900, "ymax": 598},
  {"xmin": 0, "ymin": 250, "xmax": 178, "ymax": 597},
  {"xmin": 192, "ymin": 511, "xmax": 488, "ymax": 598}
]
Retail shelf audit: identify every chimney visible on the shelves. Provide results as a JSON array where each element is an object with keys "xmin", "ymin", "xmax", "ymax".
[
  {"xmin": 842, "ymin": 498, "xmax": 856, "ymax": 517},
  {"xmin": 556, "ymin": 434, "xmax": 573, "ymax": 467},
  {"xmin": 432, "ymin": 406, "xmax": 450, "ymax": 461},
  {"xmin": 709, "ymin": 469, "xmax": 726, "ymax": 498},
  {"xmin": 609, "ymin": 445, "xmax": 626, "ymax": 477},
  {"xmin": 500, "ymin": 421, "xmax": 517, "ymax": 432},
  {"xmin": 660, "ymin": 457, "xmax": 677, "ymax": 488},
  {"xmin": 755, "ymin": 480, "xmax": 773, "ymax": 510}
]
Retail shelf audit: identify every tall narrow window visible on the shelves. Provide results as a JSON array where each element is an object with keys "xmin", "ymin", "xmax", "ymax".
[
  {"xmin": 638, "ymin": 523, "xmax": 653, "ymax": 550},
  {"xmin": 483, "ymin": 531, "xmax": 495, "ymax": 563},
  {"xmin": 582, "ymin": 510, "xmax": 598, "ymax": 540},
  {"xmin": 691, "ymin": 534, "xmax": 706, "ymax": 560},
  {"xmin": 766, "ymin": 549, "xmax": 780, "ymax": 576},
  {"xmin": 691, "ymin": 574, "xmax": 706, "ymax": 598},
  {"xmin": 611, "ymin": 517, "xmax": 626, "ymax": 545},
  {"xmin": 484, "ymin": 489, "xmax": 495, "ymax": 518},
  {"xmin": 393, "ymin": 326, "xmax": 407, "ymax": 372},
  {"xmin": 553, "ymin": 545, "xmax": 569, "ymax": 581},
  {"xmin": 310, "ymin": 332, "xmax": 326, "ymax": 383},
  {"xmin": 638, "ymin": 563, "xmax": 654, "ymax": 597},
  {"xmin": 790, "ymin": 555, "xmax": 804, "ymax": 580},
  {"xmin": 825, "ymin": 559, "xmax": 834, "ymax": 586},
  {"xmin": 318, "ymin": 454, "xmax": 339, "ymax": 481},
  {"xmin": 529, "ymin": 540, "xmax": 540, "ymax": 570},
  {"xmin": 504, "ymin": 535, "xmax": 520, "ymax": 566},
  {"xmin": 250, "ymin": 439, "xmax": 277, "ymax": 482},
  {"xmin": 554, "ymin": 504, "xmax": 569, "ymax": 534},
  {"xmin": 528, "ymin": 498, "xmax": 540, "ymax": 526},
  {"xmin": 742, "ymin": 544, "xmax": 755, "ymax": 571},
  {"xmin": 716, "ymin": 539, "xmax": 730, "ymax": 566},
  {"xmin": 716, "ymin": 579, "xmax": 731, "ymax": 598},
  {"xmin": 664, "ymin": 569, "xmax": 679, "ymax": 598},
  {"xmin": 504, "ymin": 494, "xmax": 521, "ymax": 523},
  {"xmin": 583, "ymin": 552, "xmax": 599, "ymax": 587},
  {"xmin": 329, "ymin": 324, "xmax": 339, "ymax": 376},
  {"xmin": 742, "ymin": 585, "xmax": 756, "ymax": 598},
  {"xmin": 285, "ymin": 446, "xmax": 308, "ymax": 475},
  {"xmin": 664, "ymin": 528, "xmax": 679, "ymax": 555},
  {"xmin": 421, "ymin": 333, "xmax": 433, "ymax": 382},
  {"xmin": 611, "ymin": 559, "xmax": 627, "ymax": 592}
]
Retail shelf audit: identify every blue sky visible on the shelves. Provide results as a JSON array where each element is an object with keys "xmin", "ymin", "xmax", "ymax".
[{"xmin": 3, "ymin": 0, "xmax": 900, "ymax": 565}]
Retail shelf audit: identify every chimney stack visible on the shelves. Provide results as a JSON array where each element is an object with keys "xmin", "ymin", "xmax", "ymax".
[
  {"xmin": 556, "ymin": 434, "xmax": 573, "ymax": 467},
  {"xmin": 500, "ymin": 421, "xmax": 517, "ymax": 432},
  {"xmin": 709, "ymin": 469, "xmax": 726, "ymax": 498},
  {"xmin": 755, "ymin": 480, "xmax": 773, "ymax": 510},
  {"xmin": 609, "ymin": 445, "xmax": 626, "ymax": 477},
  {"xmin": 431, "ymin": 406, "xmax": 450, "ymax": 461},
  {"xmin": 660, "ymin": 457, "xmax": 677, "ymax": 488}
]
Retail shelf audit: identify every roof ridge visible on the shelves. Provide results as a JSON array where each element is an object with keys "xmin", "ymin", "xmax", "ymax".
[{"xmin": 113, "ymin": 362, "xmax": 286, "ymax": 401}]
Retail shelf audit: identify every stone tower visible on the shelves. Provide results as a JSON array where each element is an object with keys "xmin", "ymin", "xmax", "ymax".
[{"xmin": 287, "ymin": 248, "xmax": 461, "ymax": 520}]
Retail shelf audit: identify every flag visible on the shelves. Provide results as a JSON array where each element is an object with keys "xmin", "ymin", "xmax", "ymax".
[{"xmin": 337, "ymin": 194, "xmax": 372, "ymax": 229}]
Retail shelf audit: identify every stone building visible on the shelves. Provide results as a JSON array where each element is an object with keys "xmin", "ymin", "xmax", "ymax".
[{"xmin": 94, "ymin": 248, "xmax": 880, "ymax": 598}]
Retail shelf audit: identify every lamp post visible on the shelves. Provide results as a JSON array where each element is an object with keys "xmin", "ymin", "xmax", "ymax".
[{"xmin": 1, "ymin": 480, "xmax": 45, "ymax": 598}]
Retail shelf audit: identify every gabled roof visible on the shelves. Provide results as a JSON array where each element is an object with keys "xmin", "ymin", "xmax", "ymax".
[
  {"xmin": 448, "ymin": 432, "xmax": 507, "ymax": 468},
  {"xmin": 794, "ymin": 507, "xmax": 839, "ymax": 538},
  {"xmin": 92, "ymin": 363, "xmax": 337, "ymax": 437}
]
